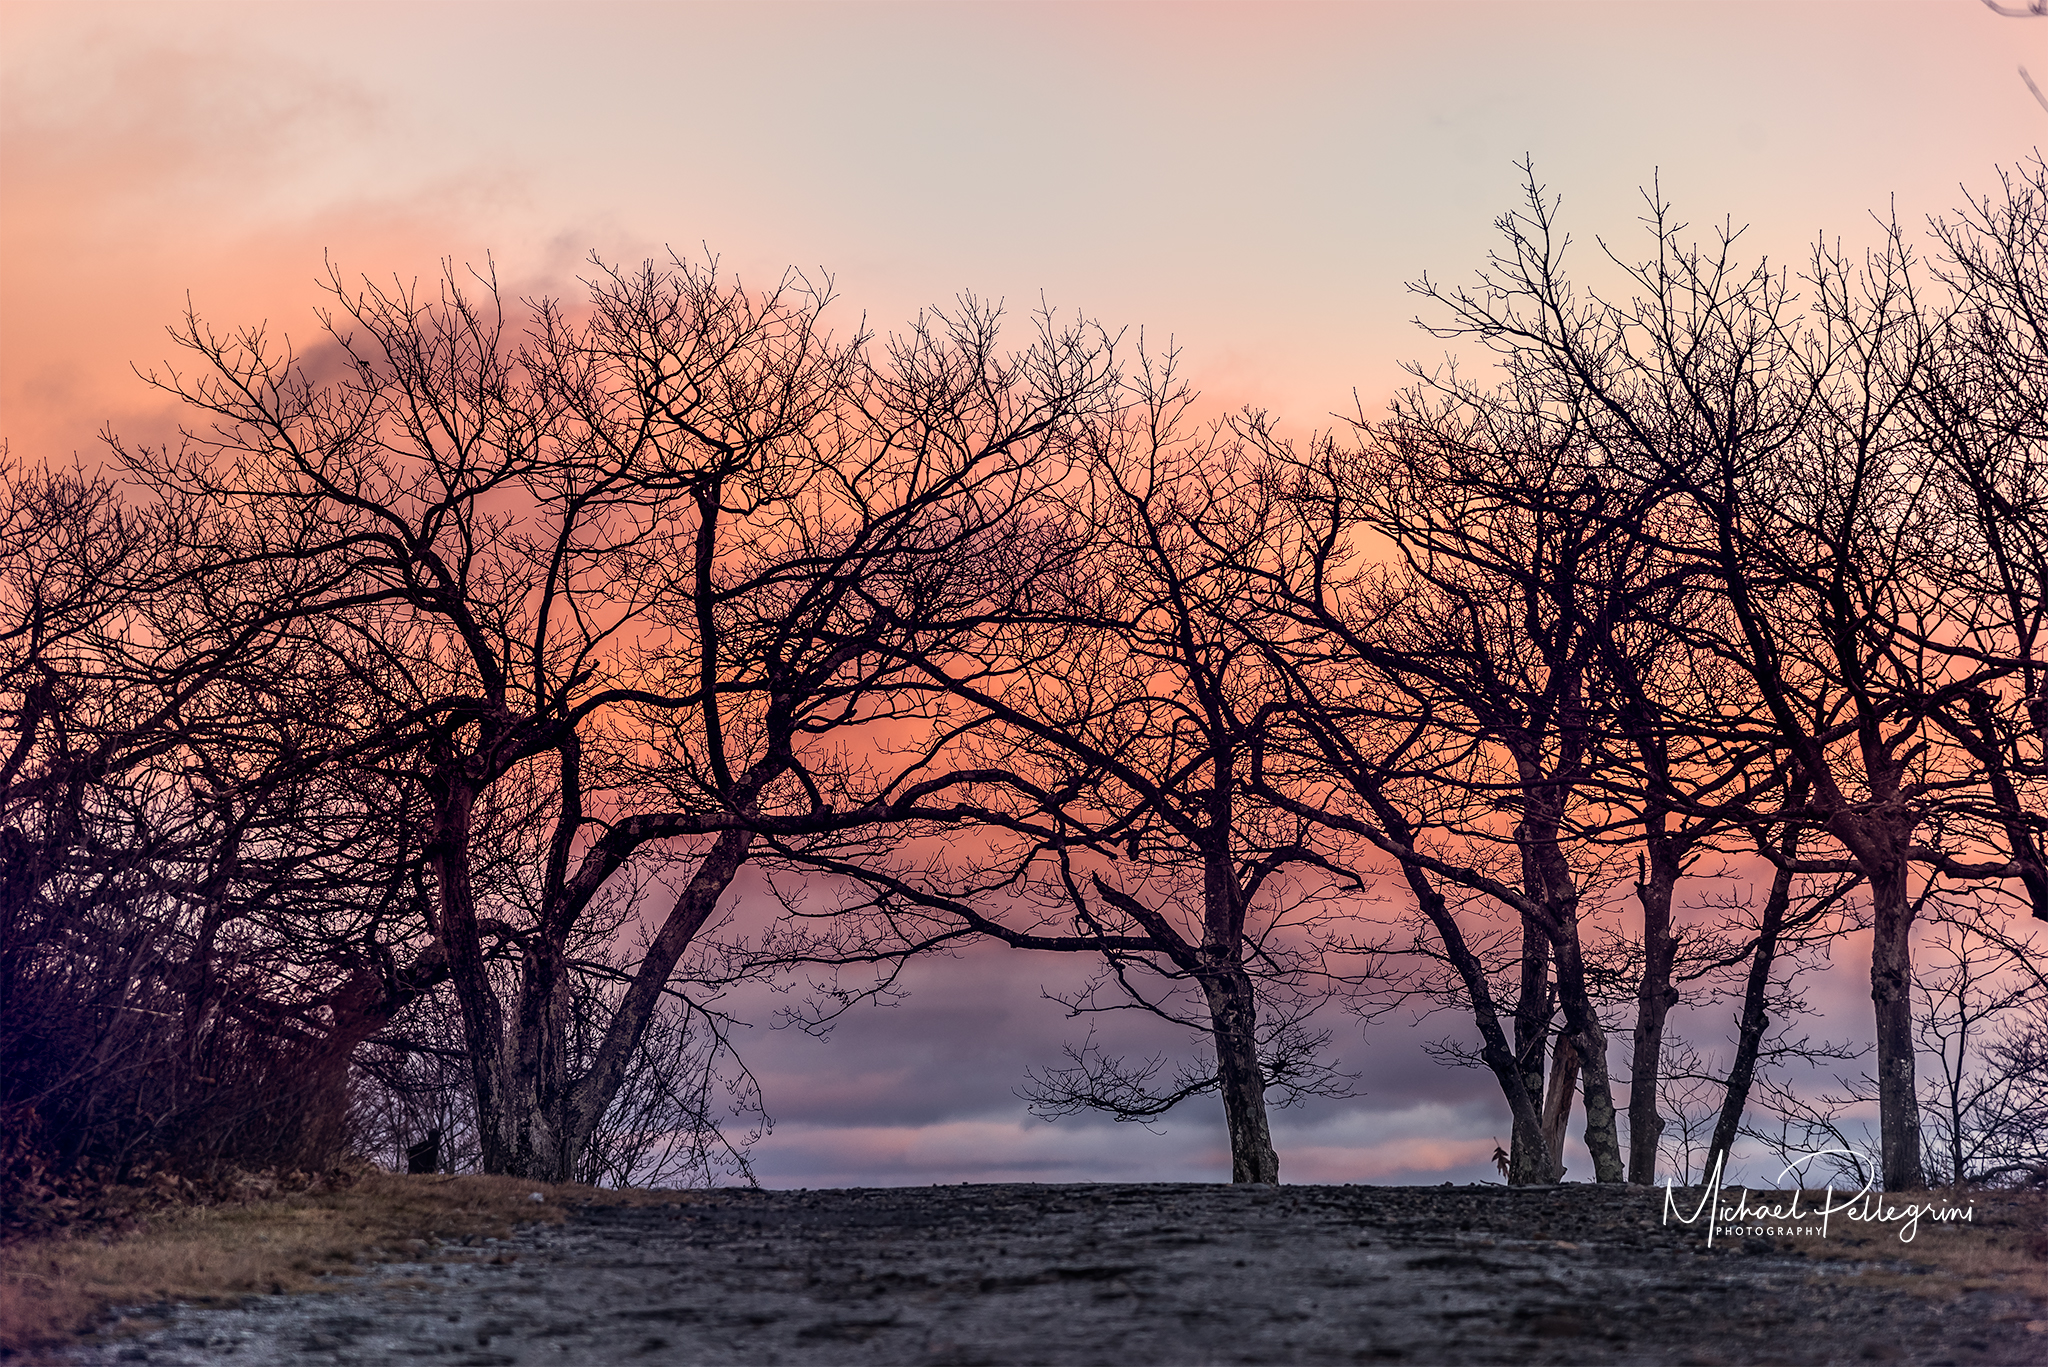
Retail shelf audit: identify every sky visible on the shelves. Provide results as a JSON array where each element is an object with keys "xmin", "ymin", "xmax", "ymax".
[{"xmin": 3, "ymin": 0, "xmax": 2045, "ymax": 1188}]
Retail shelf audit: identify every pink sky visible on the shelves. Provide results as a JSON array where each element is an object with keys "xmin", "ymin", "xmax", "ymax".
[
  {"xmin": 4, "ymin": 0, "xmax": 2044, "ymax": 1186},
  {"xmin": 7, "ymin": 1, "xmax": 2040, "ymax": 460}
]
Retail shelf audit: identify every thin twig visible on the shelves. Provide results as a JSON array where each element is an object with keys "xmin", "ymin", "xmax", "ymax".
[{"xmin": 2023, "ymin": 66, "xmax": 2048, "ymax": 114}]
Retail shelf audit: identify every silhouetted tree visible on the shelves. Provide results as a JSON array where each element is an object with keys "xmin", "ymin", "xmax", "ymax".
[
  {"xmin": 115, "ymin": 256, "xmax": 1120, "ymax": 1179},
  {"xmin": 1376, "ymin": 167, "xmax": 2048, "ymax": 1188},
  {"xmin": 765, "ymin": 358, "xmax": 1362, "ymax": 1184}
]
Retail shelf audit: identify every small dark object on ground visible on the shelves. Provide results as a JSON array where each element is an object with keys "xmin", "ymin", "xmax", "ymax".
[{"xmin": 404, "ymin": 1130, "xmax": 441, "ymax": 1176}]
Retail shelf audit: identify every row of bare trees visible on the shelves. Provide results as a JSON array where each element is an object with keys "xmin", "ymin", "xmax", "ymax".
[
  {"xmin": 781, "ymin": 160, "xmax": 2046, "ymax": 1190},
  {"xmin": 4, "ymin": 159, "xmax": 2044, "ymax": 1201}
]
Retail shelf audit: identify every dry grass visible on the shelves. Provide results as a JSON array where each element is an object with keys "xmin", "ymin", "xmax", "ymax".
[
  {"xmin": 0, "ymin": 1170, "xmax": 698, "ymax": 1359},
  {"xmin": 1744, "ymin": 1188, "xmax": 2048, "ymax": 1304}
]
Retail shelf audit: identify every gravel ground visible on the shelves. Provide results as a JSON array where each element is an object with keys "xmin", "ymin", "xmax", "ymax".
[{"xmin": 61, "ymin": 1183, "xmax": 2048, "ymax": 1366}]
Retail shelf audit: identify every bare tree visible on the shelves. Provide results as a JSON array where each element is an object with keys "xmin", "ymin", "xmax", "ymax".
[
  {"xmin": 1242, "ymin": 371, "xmax": 1685, "ymax": 1185},
  {"xmin": 1356, "ymin": 166, "xmax": 2048, "ymax": 1189},
  {"xmin": 1910, "ymin": 157, "xmax": 2048, "ymax": 925},
  {"xmin": 114, "ymin": 256, "xmax": 1119, "ymax": 1179},
  {"xmin": 1913, "ymin": 907, "xmax": 2046, "ymax": 1183},
  {"xmin": 0, "ymin": 445, "xmax": 472, "ymax": 1194},
  {"xmin": 764, "ymin": 358, "xmax": 1363, "ymax": 1184}
]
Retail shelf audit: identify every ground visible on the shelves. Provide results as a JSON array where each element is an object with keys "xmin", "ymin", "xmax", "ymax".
[{"xmin": 43, "ymin": 1183, "xmax": 2048, "ymax": 1365}]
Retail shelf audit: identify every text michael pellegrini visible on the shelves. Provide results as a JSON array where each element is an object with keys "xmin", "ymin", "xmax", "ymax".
[{"xmin": 1662, "ymin": 1151, "xmax": 1975, "ymax": 1246}]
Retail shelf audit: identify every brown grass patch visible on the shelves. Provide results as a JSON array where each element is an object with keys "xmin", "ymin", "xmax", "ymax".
[
  {"xmin": 1729, "ymin": 1188, "xmax": 2048, "ymax": 1302},
  {"xmin": 0, "ymin": 1171, "xmax": 699, "ymax": 1359}
]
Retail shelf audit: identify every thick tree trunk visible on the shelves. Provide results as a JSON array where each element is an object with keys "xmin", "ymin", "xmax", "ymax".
[
  {"xmin": 1523, "ymin": 817, "xmax": 1626, "ymax": 1184},
  {"xmin": 1551, "ymin": 927, "xmax": 1627, "ymax": 1183},
  {"xmin": 428, "ymin": 778, "xmax": 525, "ymax": 1175},
  {"xmin": 500, "ymin": 734, "xmax": 585, "ymax": 1182},
  {"xmin": 496, "ymin": 941, "xmax": 575, "ymax": 1181},
  {"xmin": 1510, "ymin": 911, "xmax": 1554, "ymax": 1183},
  {"xmin": 1503, "ymin": 1087, "xmax": 1550, "ymax": 1185},
  {"xmin": 292, "ymin": 968, "xmax": 399, "ymax": 1168},
  {"xmin": 1626, "ymin": 824, "xmax": 1681, "ymax": 1184},
  {"xmin": 1866, "ymin": 854, "xmax": 1925, "ymax": 1190},
  {"xmin": 1199, "ymin": 965, "xmax": 1278, "ymax": 1184},
  {"xmin": 1821, "ymin": 801, "xmax": 1925, "ymax": 1191}
]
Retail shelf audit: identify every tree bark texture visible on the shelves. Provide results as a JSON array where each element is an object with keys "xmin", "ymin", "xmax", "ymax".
[
  {"xmin": 1541, "ymin": 1032, "xmax": 1579, "ymax": 1182},
  {"xmin": 1551, "ymin": 927, "xmax": 1628, "ymax": 1183},
  {"xmin": 1510, "ymin": 912, "xmax": 1553, "ymax": 1183},
  {"xmin": 1866, "ymin": 855, "xmax": 1926, "ymax": 1190},
  {"xmin": 1199, "ymin": 965, "xmax": 1279, "ymax": 1184}
]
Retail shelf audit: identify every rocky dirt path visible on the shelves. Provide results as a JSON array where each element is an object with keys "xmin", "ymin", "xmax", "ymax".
[{"xmin": 61, "ymin": 1183, "xmax": 2048, "ymax": 1365}]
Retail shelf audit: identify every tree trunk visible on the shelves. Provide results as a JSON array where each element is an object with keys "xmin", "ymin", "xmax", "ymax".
[
  {"xmin": 1706, "ymin": 820, "xmax": 1802, "ymax": 1183},
  {"xmin": 1866, "ymin": 853, "xmax": 1925, "ymax": 1190},
  {"xmin": 428, "ymin": 778, "xmax": 523, "ymax": 1175},
  {"xmin": 1510, "ymin": 910, "xmax": 1554, "ymax": 1183},
  {"xmin": 1627, "ymin": 833, "xmax": 1682, "ymax": 1185},
  {"xmin": 567, "ymin": 826, "xmax": 757, "ymax": 1167},
  {"xmin": 1524, "ymin": 818, "xmax": 1626, "ymax": 1184},
  {"xmin": 1198, "ymin": 965, "xmax": 1278, "ymax": 1184},
  {"xmin": 1551, "ymin": 927, "xmax": 1627, "ymax": 1183},
  {"xmin": 498, "ymin": 940, "xmax": 575, "ymax": 1181},
  {"xmin": 291, "ymin": 968, "xmax": 399, "ymax": 1169},
  {"xmin": 1390, "ymin": 858, "xmax": 1548, "ymax": 1183},
  {"xmin": 1541, "ymin": 1030, "xmax": 1579, "ymax": 1181}
]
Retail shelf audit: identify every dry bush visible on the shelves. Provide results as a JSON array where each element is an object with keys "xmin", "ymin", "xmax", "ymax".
[{"xmin": 0, "ymin": 988, "xmax": 360, "ymax": 1241}]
